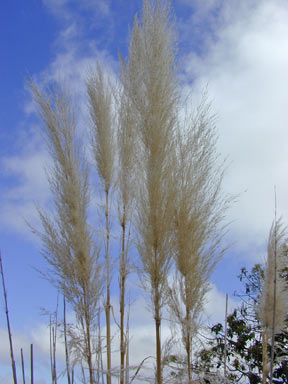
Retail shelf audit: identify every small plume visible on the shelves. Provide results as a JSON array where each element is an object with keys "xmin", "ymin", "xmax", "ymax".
[
  {"xmin": 87, "ymin": 64, "xmax": 116, "ymax": 192},
  {"xmin": 257, "ymin": 219, "xmax": 288, "ymax": 336}
]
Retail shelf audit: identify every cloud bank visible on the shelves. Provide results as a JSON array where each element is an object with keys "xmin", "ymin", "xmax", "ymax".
[{"xmin": 180, "ymin": 0, "xmax": 288, "ymax": 259}]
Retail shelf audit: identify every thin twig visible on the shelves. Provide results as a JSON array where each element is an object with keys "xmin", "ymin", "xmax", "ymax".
[
  {"xmin": 63, "ymin": 296, "xmax": 71, "ymax": 384},
  {"xmin": 21, "ymin": 348, "xmax": 26, "ymax": 384},
  {"xmin": 0, "ymin": 251, "xmax": 18, "ymax": 384},
  {"xmin": 129, "ymin": 356, "xmax": 153, "ymax": 384},
  {"xmin": 30, "ymin": 344, "xmax": 34, "ymax": 384}
]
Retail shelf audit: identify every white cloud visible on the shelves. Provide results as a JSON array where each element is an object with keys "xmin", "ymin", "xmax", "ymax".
[
  {"xmin": 204, "ymin": 283, "xmax": 238, "ymax": 325},
  {"xmin": 2, "ymin": 149, "xmax": 49, "ymax": 202},
  {"xmin": 181, "ymin": 0, "xmax": 288, "ymax": 260},
  {"xmin": 0, "ymin": 130, "xmax": 51, "ymax": 239}
]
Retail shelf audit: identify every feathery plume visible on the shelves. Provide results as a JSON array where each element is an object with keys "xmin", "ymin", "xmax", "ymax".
[
  {"xmin": 87, "ymin": 64, "xmax": 116, "ymax": 384},
  {"xmin": 257, "ymin": 219, "xmax": 288, "ymax": 336},
  {"xmin": 257, "ymin": 218, "xmax": 288, "ymax": 384},
  {"xmin": 29, "ymin": 82, "xmax": 101, "ymax": 384},
  {"xmin": 124, "ymin": 1, "xmax": 178, "ymax": 382}
]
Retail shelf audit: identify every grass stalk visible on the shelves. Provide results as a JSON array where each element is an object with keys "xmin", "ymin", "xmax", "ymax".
[
  {"xmin": 21, "ymin": 348, "xmax": 25, "ymax": 384},
  {"xmin": 0, "ymin": 251, "xmax": 17, "ymax": 384}
]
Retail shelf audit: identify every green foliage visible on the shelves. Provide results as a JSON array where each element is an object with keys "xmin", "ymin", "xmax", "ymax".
[
  {"xmin": 194, "ymin": 264, "xmax": 288, "ymax": 384},
  {"xmin": 239, "ymin": 264, "xmax": 264, "ymax": 299}
]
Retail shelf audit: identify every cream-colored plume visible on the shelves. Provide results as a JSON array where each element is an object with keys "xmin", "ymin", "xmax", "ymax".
[{"xmin": 257, "ymin": 219, "xmax": 288, "ymax": 336}]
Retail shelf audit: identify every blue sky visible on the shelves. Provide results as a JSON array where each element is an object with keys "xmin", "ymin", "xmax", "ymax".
[{"xmin": 1, "ymin": 0, "xmax": 288, "ymax": 383}]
